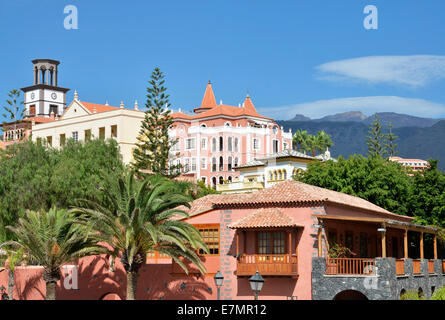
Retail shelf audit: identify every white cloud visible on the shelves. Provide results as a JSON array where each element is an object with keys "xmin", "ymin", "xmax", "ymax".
[
  {"xmin": 316, "ymin": 55, "xmax": 445, "ymax": 87},
  {"xmin": 259, "ymin": 96, "xmax": 445, "ymax": 120}
]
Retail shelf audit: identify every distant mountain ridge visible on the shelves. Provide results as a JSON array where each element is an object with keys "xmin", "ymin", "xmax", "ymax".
[
  {"xmin": 289, "ymin": 111, "xmax": 443, "ymax": 128},
  {"xmin": 276, "ymin": 119, "xmax": 445, "ymax": 170}
]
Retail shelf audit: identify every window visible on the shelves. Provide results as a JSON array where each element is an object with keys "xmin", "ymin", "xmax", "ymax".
[
  {"xmin": 191, "ymin": 158, "xmax": 197, "ymax": 172},
  {"xmin": 219, "ymin": 136, "xmax": 223, "ymax": 152},
  {"xmin": 283, "ymin": 142, "xmax": 288, "ymax": 150},
  {"xmin": 49, "ymin": 105, "xmax": 58, "ymax": 115},
  {"xmin": 273, "ymin": 140, "xmax": 279, "ymax": 153},
  {"xmin": 60, "ymin": 134, "xmax": 66, "ymax": 147},
  {"xmin": 72, "ymin": 131, "xmax": 78, "ymax": 142},
  {"xmin": 212, "ymin": 157, "xmax": 217, "ymax": 172},
  {"xmin": 253, "ymin": 138, "xmax": 260, "ymax": 150},
  {"xmin": 85, "ymin": 129, "xmax": 92, "ymax": 141},
  {"xmin": 171, "ymin": 139, "xmax": 180, "ymax": 152},
  {"xmin": 46, "ymin": 136, "xmax": 52, "ymax": 147},
  {"xmin": 234, "ymin": 157, "xmax": 238, "ymax": 168},
  {"xmin": 99, "ymin": 127, "xmax": 105, "ymax": 140},
  {"xmin": 228, "ymin": 156, "xmax": 232, "ymax": 171},
  {"xmin": 212, "ymin": 138, "xmax": 217, "ymax": 152},
  {"xmin": 184, "ymin": 158, "xmax": 190, "ymax": 172},
  {"xmin": 234, "ymin": 138, "xmax": 239, "ymax": 152},
  {"xmin": 201, "ymin": 138, "xmax": 207, "ymax": 150},
  {"xmin": 186, "ymin": 138, "xmax": 196, "ymax": 150},
  {"xmin": 197, "ymin": 226, "xmax": 219, "ymax": 255},
  {"xmin": 201, "ymin": 158, "xmax": 207, "ymax": 170},
  {"xmin": 201, "ymin": 177, "xmax": 207, "ymax": 185},
  {"xmin": 29, "ymin": 105, "xmax": 36, "ymax": 116},
  {"xmin": 111, "ymin": 125, "xmax": 117, "ymax": 138},
  {"xmin": 219, "ymin": 156, "xmax": 224, "ymax": 171},
  {"xmin": 258, "ymin": 231, "xmax": 285, "ymax": 254},
  {"xmin": 228, "ymin": 137, "xmax": 232, "ymax": 151},
  {"xmin": 219, "ymin": 176, "xmax": 224, "ymax": 185}
]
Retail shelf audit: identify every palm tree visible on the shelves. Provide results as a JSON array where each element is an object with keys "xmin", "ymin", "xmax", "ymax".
[
  {"xmin": 305, "ymin": 134, "xmax": 320, "ymax": 157},
  {"xmin": 315, "ymin": 130, "xmax": 334, "ymax": 155},
  {"xmin": 71, "ymin": 172, "xmax": 208, "ymax": 300},
  {"xmin": 0, "ymin": 208, "xmax": 103, "ymax": 300},
  {"xmin": 292, "ymin": 130, "xmax": 309, "ymax": 152}
]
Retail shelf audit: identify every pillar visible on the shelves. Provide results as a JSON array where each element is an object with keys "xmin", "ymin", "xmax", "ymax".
[
  {"xmin": 381, "ymin": 229, "xmax": 386, "ymax": 258},
  {"xmin": 34, "ymin": 67, "xmax": 37, "ymax": 85},
  {"xmin": 420, "ymin": 232, "xmax": 424, "ymax": 259},
  {"xmin": 404, "ymin": 229, "xmax": 408, "ymax": 259},
  {"xmin": 236, "ymin": 231, "xmax": 239, "ymax": 257},
  {"xmin": 433, "ymin": 233, "xmax": 437, "ymax": 260},
  {"xmin": 317, "ymin": 227, "xmax": 322, "ymax": 257},
  {"xmin": 288, "ymin": 231, "xmax": 292, "ymax": 257}
]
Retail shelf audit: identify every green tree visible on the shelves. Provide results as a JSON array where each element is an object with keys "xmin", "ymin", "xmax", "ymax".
[
  {"xmin": 385, "ymin": 122, "xmax": 398, "ymax": 157},
  {"xmin": 0, "ymin": 208, "xmax": 103, "ymax": 300},
  {"xmin": 293, "ymin": 129, "xmax": 309, "ymax": 152},
  {"xmin": 2, "ymin": 89, "xmax": 24, "ymax": 137},
  {"xmin": 296, "ymin": 155, "xmax": 413, "ymax": 216},
  {"xmin": 132, "ymin": 68, "xmax": 180, "ymax": 177},
  {"xmin": 0, "ymin": 248, "xmax": 23, "ymax": 300},
  {"xmin": 71, "ymin": 172, "xmax": 208, "ymax": 300},
  {"xmin": 315, "ymin": 130, "xmax": 334, "ymax": 154},
  {"xmin": 367, "ymin": 114, "xmax": 387, "ymax": 157},
  {"xmin": 409, "ymin": 160, "xmax": 445, "ymax": 228}
]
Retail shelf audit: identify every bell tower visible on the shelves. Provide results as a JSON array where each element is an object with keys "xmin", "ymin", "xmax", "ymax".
[{"xmin": 21, "ymin": 59, "xmax": 70, "ymax": 118}]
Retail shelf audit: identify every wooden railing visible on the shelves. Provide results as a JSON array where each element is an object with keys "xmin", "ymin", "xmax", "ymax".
[
  {"xmin": 237, "ymin": 254, "xmax": 297, "ymax": 276},
  {"xmin": 428, "ymin": 260, "xmax": 435, "ymax": 274},
  {"xmin": 413, "ymin": 260, "xmax": 421, "ymax": 274},
  {"xmin": 396, "ymin": 259, "xmax": 405, "ymax": 275},
  {"xmin": 325, "ymin": 258, "xmax": 376, "ymax": 275},
  {"xmin": 443, "ymin": 261, "xmax": 445, "ymax": 274}
]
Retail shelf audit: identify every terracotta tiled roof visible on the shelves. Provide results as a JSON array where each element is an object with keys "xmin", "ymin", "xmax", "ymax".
[
  {"xmin": 79, "ymin": 101, "xmax": 120, "ymax": 114},
  {"xmin": 214, "ymin": 180, "xmax": 413, "ymax": 221},
  {"xmin": 228, "ymin": 208, "xmax": 303, "ymax": 229},
  {"xmin": 194, "ymin": 81, "xmax": 217, "ymax": 112},
  {"xmin": 177, "ymin": 193, "xmax": 252, "ymax": 219}
]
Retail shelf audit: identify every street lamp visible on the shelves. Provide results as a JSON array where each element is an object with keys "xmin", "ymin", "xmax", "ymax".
[
  {"xmin": 249, "ymin": 271, "xmax": 264, "ymax": 300},
  {"xmin": 214, "ymin": 270, "xmax": 224, "ymax": 300}
]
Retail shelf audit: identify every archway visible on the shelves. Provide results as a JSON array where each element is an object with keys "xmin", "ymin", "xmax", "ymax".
[{"xmin": 333, "ymin": 290, "xmax": 368, "ymax": 300}]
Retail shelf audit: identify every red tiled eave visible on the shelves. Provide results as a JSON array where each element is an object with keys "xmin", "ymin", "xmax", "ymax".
[{"xmin": 228, "ymin": 208, "xmax": 304, "ymax": 229}]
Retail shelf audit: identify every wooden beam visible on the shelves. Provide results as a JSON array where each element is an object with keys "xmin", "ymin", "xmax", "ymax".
[
  {"xmin": 434, "ymin": 233, "xmax": 438, "ymax": 260},
  {"xmin": 381, "ymin": 225, "xmax": 387, "ymax": 258},
  {"xmin": 317, "ymin": 227, "xmax": 322, "ymax": 257},
  {"xmin": 420, "ymin": 232, "xmax": 424, "ymax": 259},
  {"xmin": 236, "ymin": 231, "xmax": 239, "ymax": 257},
  {"xmin": 404, "ymin": 229, "xmax": 408, "ymax": 259},
  {"xmin": 288, "ymin": 231, "xmax": 292, "ymax": 257}
]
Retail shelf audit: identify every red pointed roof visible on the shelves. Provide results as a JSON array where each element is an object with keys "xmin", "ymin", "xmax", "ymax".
[
  {"xmin": 243, "ymin": 94, "xmax": 257, "ymax": 113},
  {"xmin": 193, "ymin": 81, "xmax": 217, "ymax": 113}
]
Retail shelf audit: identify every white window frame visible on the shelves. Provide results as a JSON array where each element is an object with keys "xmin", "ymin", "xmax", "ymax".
[
  {"xmin": 185, "ymin": 138, "xmax": 196, "ymax": 150},
  {"xmin": 253, "ymin": 138, "xmax": 260, "ymax": 150},
  {"xmin": 201, "ymin": 137, "xmax": 207, "ymax": 150},
  {"xmin": 201, "ymin": 157, "xmax": 207, "ymax": 170}
]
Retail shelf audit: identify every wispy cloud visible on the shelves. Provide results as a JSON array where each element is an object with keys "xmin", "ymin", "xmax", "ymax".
[
  {"xmin": 259, "ymin": 96, "xmax": 445, "ymax": 120},
  {"xmin": 316, "ymin": 55, "xmax": 445, "ymax": 87}
]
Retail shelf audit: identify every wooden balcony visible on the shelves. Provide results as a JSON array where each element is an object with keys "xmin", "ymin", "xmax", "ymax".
[
  {"xmin": 236, "ymin": 254, "xmax": 298, "ymax": 277},
  {"xmin": 325, "ymin": 258, "xmax": 376, "ymax": 275}
]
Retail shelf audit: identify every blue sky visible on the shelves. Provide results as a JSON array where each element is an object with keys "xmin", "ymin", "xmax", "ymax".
[{"xmin": 1, "ymin": 0, "xmax": 445, "ymax": 121}]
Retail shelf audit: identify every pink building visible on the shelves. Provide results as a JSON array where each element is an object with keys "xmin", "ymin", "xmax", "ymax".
[
  {"xmin": 1, "ymin": 180, "xmax": 443, "ymax": 300},
  {"xmin": 169, "ymin": 82, "xmax": 293, "ymax": 187}
]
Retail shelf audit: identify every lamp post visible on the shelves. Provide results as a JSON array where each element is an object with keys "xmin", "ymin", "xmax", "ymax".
[
  {"xmin": 214, "ymin": 270, "xmax": 224, "ymax": 300},
  {"xmin": 249, "ymin": 271, "xmax": 264, "ymax": 300}
]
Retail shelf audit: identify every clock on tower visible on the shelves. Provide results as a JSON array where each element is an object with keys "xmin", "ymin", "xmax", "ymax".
[{"xmin": 21, "ymin": 59, "xmax": 70, "ymax": 118}]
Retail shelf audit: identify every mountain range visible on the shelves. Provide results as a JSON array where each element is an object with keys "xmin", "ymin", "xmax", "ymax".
[{"xmin": 277, "ymin": 111, "xmax": 445, "ymax": 170}]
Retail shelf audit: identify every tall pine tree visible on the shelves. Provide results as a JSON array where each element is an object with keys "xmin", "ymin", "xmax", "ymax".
[
  {"xmin": 132, "ymin": 68, "xmax": 180, "ymax": 177},
  {"xmin": 385, "ymin": 122, "xmax": 398, "ymax": 157},
  {"xmin": 366, "ymin": 114, "xmax": 387, "ymax": 158}
]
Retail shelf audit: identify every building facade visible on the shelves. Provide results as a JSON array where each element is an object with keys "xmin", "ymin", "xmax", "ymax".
[
  {"xmin": 389, "ymin": 156, "xmax": 429, "ymax": 172},
  {"xmin": 31, "ymin": 95, "xmax": 145, "ymax": 164},
  {"xmin": 169, "ymin": 82, "xmax": 293, "ymax": 187},
  {"xmin": 1, "ymin": 180, "xmax": 443, "ymax": 300}
]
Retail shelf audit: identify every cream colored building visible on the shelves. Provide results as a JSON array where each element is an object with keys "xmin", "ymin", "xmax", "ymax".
[{"xmin": 31, "ymin": 94, "xmax": 145, "ymax": 164}]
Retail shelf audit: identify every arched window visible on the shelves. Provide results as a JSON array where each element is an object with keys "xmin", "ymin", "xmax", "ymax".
[
  {"xmin": 219, "ymin": 176, "xmax": 224, "ymax": 185},
  {"xmin": 228, "ymin": 137, "xmax": 232, "ymax": 151},
  {"xmin": 225, "ymin": 122, "xmax": 231, "ymax": 127},
  {"xmin": 228, "ymin": 156, "xmax": 232, "ymax": 171},
  {"xmin": 274, "ymin": 171, "xmax": 278, "ymax": 181},
  {"xmin": 234, "ymin": 138, "xmax": 239, "ymax": 152},
  {"xmin": 234, "ymin": 157, "xmax": 239, "ymax": 168},
  {"xmin": 212, "ymin": 177, "xmax": 217, "ymax": 189},
  {"xmin": 212, "ymin": 157, "xmax": 217, "ymax": 172},
  {"xmin": 283, "ymin": 170, "xmax": 287, "ymax": 180},
  {"xmin": 269, "ymin": 171, "xmax": 273, "ymax": 181},
  {"xmin": 219, "ymin": 136, "xmax": 223, "ymax": 152},
  {"xmin": 219, "ymin": 156, "xmax": 224, "ymax": 171},
  {"xmin": 212, "ymin": 138, "xmax": 217, "ymax": 152},
  {"xmin": 278, "ymin": 170, "xmax": 282, "ymax": 180},
  {"xmin": 228, "ymin": 176, "xmax": 232, "ymax": 183},
  {"xmin": 201, "ymin": 124, "xmax": 207, "ymax": 127}
]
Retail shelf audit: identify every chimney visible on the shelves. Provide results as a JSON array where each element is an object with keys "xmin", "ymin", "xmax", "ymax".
[
  {"xmin": 74, "ymin": 90, "xmax": 78, "ymax": 101},
  {"xmin": 120, "ymin": 101, "xmax": 124, "ymax": 109},
  {"xmin": 134, "ymin": 100, "xmax": 139, "ymax": 110}
]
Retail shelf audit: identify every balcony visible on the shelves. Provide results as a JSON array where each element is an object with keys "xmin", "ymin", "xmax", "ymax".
[
  {"xmin": 236, "ymin": 254, "xmax": 298, "ymax": 277},
  {"xmin": 216, "ymin": 181, "xmax": 264, "ymax": 193},
  {"xmin": 325, "ymin": 258, "xmax": 376, "ymax": 275}
]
